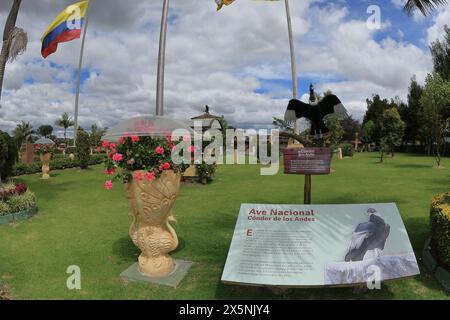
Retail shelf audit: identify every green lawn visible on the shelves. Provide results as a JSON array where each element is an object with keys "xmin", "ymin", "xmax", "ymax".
[{"xmin": 1, "ymin": 153, "xmax": 449, "ymax": 300}]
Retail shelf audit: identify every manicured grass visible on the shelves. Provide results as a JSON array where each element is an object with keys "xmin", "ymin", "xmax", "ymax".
[{"xmin": 1, "ymin": 153, "xmax": 449, "ymax": 300}]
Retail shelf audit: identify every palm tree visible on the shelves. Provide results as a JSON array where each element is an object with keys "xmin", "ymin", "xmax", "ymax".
[
  {"xmin": 0, "ymin": 0, "xmax": 28, "ymax": 101},
  {"xmin": 404, "ymin": 0, "xmax": 447, "ymax": 15},
  {"xmin": 12, "ymin": 120, "xmax": 33, "ymax": 147},
  {"xmin": 55, "ymin": 113, "xmax": 74, "ymax": 146}
]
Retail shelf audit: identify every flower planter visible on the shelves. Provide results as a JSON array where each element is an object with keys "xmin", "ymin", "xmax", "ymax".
[
  {"xmin": 125, "ymin": 170, "xmax": 181, "ymax": 278},
  {"xmin": 0, "ymin": 206, "xmax": 37, "ymax": 225},
  {"xmin": 40, "ymin": 153, "xmax": 52, "ymax": 179}
]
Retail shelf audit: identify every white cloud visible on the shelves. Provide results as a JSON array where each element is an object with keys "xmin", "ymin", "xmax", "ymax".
[{"xmin": 0, "ymin": 0, "xmax": 439, "ymax": 136}]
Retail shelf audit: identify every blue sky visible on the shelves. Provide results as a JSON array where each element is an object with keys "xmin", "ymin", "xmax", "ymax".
[{"xmin": 0, "ymin": 0, "xmax": 449, "ymax": 135}]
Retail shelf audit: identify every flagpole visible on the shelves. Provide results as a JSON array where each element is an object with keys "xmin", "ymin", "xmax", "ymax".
[
  {"xmin": 156, "ymin": 0, "xmax": 170, "ymax": 116},
  {"xmin": 73, "ymin": 0, "xmax": 92, "ymax": 146},
  {"xmin": 284, "ymin": 0, "xmax": 299, "ymax": 135}
]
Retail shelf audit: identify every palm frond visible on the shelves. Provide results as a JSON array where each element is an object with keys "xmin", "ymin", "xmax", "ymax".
[
  {"xmin": 8, "ymin": 27, "xmax": 27, "ymax": 62},
  {"xmin": 404, "ymin": 0, "xmax": 448, "ymax": 16}
]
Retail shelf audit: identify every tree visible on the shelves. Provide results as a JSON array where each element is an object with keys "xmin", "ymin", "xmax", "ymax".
[
  {"xmin": 430, "ymin": 25, "xmax": 450, "ymax": 81},
  {"xmin": 12, "ymin": 120, "xmax": 33, "ymax": 147},
  {"xmin": 0, "ymin": 130, "xmax": 17, "ymax": 182},
  {"xmin": 89, "ymin": 124, "xmax": 107, "ymax": 151},
  {"xmin": 341, "ymin": 115, "xmax": 361, "ymax": 142},
  {"xmin": 404, "ymin": 0, "xmax": 448, "ymax": 16},
  {"xmin": 379, "ymin": 108, "xmax": 405, "ymax": 161},
  {"xmin": 325, "ymin": 115, "xmax": 344, "ymax": 148},
  {"xmin": 75, "ymin": 128, "xmax": 90, "ymax": 170},
  {"xmin": 55, "ymin": 113, "xmax": 74, "ymax": 146},
  {"xmin": 420, "ymin": 73, "xmax": 450, "ymax": 167},
  {"xmin": 0, "ymin": 0, "xmax": 27, "ymax": 101},
  {"xmin": 398, "ymin": 76, "xmax": 424, "ymax": 144},
  {"xmin": 37, "ymin": 125, "xmax": 54, "ymax": 138},
  {"xmin": 272, "ymin": 117, "xmax": 294, "ymax": 133},
  {"xmin": 361, "ymin": 120, "xmax": 376, "ymax": 149}
]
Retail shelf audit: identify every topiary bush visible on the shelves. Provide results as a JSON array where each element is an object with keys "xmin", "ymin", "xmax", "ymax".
[
  {"xmin": 0, "ymin": 131, "xmax": 18, "ymax": 181},
  {"xmin": 76, "ymin": 129, "xmax": 91, "ymax": 170},
  {"xmin": 340, "ymin": 143, "xmax": 354, "ymax": 157},
  {"xmin": 430, "ymin": 192, "xmax": 450, "ymax": 268}
]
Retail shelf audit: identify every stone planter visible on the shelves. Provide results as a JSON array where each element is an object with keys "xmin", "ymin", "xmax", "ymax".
[
  {"xmin": 40, "ymin": 153, "xmax": 52, "ymax": 179},
  {"xmin": 423, "ymin": 238, "xmax": 450, "ymax": 292},
  {"xmin": 0, "ymin": 207, "xmax": 37, "ymax": 225},
  {"xmin": 125, "ymin": 170, "xmax": 181, "ymax": 278}
]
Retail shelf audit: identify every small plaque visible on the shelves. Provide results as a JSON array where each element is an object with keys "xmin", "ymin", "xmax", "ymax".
[{"xmin": 284, "ymin": 147, "xmax": 332, "ymax": 175}]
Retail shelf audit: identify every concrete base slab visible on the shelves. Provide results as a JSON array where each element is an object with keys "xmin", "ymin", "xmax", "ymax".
[
  {"xmin": 435, "ymin": 267, "xmax": 450, "ymax": 292},
  {"xmin": 120, "ymin": 260, "xmax": 193, "ymax": 288}
]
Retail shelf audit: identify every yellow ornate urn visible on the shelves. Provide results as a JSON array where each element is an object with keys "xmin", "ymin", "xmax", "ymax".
[
  {"xmin": 40, "ymin": 153, "xmax": 52, "ymax": 179},
  {"xmin": 34, "ymin": 138, "xmax": 55, "ymax": 180},
  {"xmin": 125, "ymin": 170, "xmax": 181, "ymax": 277}
]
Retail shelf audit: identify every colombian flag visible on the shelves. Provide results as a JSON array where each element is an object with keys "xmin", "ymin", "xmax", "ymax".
[{"xmin": 41, "ymin": 1, "xmax": 89, "ymax": 58}]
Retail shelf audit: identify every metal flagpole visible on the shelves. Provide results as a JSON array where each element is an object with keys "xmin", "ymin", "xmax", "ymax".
[
  {"xmin": 284, "ymin": 0, "xmax": 311, "ymax": 204},
  {"xmin": 156, "ymin": 0, "xmax": 170, "ymax": 116},
  {"xmin": 284, "ymin": 0, "xmax": 298, "ymax": 136},
  {"xmin": 73, "ymin": 0, "xmax": 92, "ymax": 146}
]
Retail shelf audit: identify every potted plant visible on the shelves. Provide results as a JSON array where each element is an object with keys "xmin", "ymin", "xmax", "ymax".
[
  {"xmin": 34, "ymin": 142, "xmax": 55, "ymax": 179},
  {"xmin": 103, "ymin": 135, "xmax": 188, "ymax": 277}
]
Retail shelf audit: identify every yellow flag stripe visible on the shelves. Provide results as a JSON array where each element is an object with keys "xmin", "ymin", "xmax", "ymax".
[{"xmin": 41, "ymin": 1, "xmax": 89, "ymax": 41}]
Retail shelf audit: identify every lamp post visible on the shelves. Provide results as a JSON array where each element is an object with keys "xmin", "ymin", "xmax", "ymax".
[{"xmin": 156, "ymin": 0, "xmax": 170, "ymax": 116}]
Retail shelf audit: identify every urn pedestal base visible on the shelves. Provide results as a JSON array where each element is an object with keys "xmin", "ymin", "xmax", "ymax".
[{"xmin": 120, "ymin": 260, "xmax": 193, "ymax": 288}]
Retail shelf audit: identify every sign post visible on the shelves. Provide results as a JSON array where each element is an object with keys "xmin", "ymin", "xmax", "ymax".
[{"xmin": 284, "ymin": 147, "xmax": 332, "ymax": 204}]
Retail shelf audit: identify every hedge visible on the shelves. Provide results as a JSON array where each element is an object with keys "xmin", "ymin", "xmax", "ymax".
[
  {"xmin": 12, "ymin": 154, "xmax": 106, "ymax": 177},
  {"xmin": 430, "ymin": 192, "xmax": 450, "ymax": 268}
]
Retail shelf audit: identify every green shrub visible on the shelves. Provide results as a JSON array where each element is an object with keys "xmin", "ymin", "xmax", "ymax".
[
  {"xmin": 0, "ymin": 201, "xmax": 11, "ymax": 216},
  {"xmin": 12, "ymin": 154, "xmax": 106, "ymax": 176},
  {"xmin": 76, "ymin": 129, "xmax": 91, "ymax": 169},
  {"xmin": 430, "ymin": 192, "xmax": 450, "ymax": 268},
  {"xmin": 0, "ymin": 131, "xmax": 18, "ymax": 181},
  {"xmin": 340, "ymin": 143, "xmax": 354, "ymax": 157},
  {"xmin": 65, "ymin": 146, "xmax": 76, "ymax": 155},
  {"xmin": 196, "ymin": 162, "xmax": 217, "ymax": 184},
  {"xmin": 6, "ymin": 190, "xmax": 36, "ymax": 213}
]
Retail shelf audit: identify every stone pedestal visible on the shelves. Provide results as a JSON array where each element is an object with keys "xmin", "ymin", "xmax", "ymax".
[{"xmin": 125, "ymin": 170, "xmax": 181, "ymax": 278}]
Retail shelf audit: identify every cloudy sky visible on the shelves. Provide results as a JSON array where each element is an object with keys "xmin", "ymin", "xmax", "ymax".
[{"xmin": 0, "ymin": 0, "xmax": 449, "ymax": 136}]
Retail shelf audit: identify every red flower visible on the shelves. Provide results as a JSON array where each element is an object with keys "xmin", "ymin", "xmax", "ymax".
[
  {"xmin": 159, "ymin": 165, "xmax": 163, "ymax": 172},
  {"xmin": 163, "ymin": 162, "xmax": 170, "ymax": 170},
  {"xmin": 131, "ymin": 136, "xmax": 140, "ymax": 143},
  {"xmin": 188, "ymin": 146, "xmax": 196, "ymax": 153},
  {"xmin": 145, "ymin": 172, "xmax": 155, "ymax": 181},
  {"xmin": 105, "ymin": 181, "xmax": 113, "ymax": 190},
  {"xmin": 155, "ymin": 146, "xmax": 164, "ymax": 155},
  {"xmin": 104, "ymin": 168, "xmax": 115, "ymax": 175},
  {"xmin": 102, "ymin": 140, "xmax": 110, "ymax": 148},
  {"xmin": 118, "ymin": 137, "xmax": 126, "ymax": 145},
  {"xmin": 112, "ymin": 153, "xmax": 123, "ymax": 162},
  {"xmin": 133, "ymin": 171, "xmax": 143, "ymax": 181}
]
